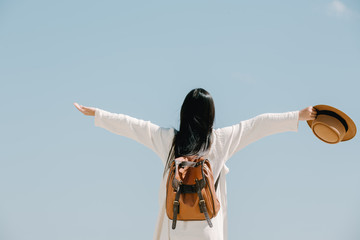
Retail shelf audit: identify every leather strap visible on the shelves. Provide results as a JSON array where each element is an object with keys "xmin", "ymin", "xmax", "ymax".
[
  {"xmin": 172, "ymin": 185, "xmax": 181, "ymax": 229},
  {"xmin": 195, "ymin": 179, "xmax": 213, "ymax": 228},
  {"xmin": 180, "ymin": 179, "xmax": 205, "ymax": 193},
  {"xmin": 214, "ymin": 173, "xmax": 221, "ymax": 191},
  {"xmin": 175, "ymin": 159, "xmax": 205, "ymax": 168},
  {"xmin": 172, "ymin": 178, "xmax": 206, "ymax": 193}
]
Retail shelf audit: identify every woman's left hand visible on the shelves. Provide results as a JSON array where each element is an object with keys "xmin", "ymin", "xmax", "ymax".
[{"xmin": 299, "ymin": 106, "xmax": 317, "ymax": 121}]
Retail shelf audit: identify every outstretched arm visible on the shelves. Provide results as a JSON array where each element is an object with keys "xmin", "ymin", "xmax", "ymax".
[
  {"xmin": 73, "ymin": 102, "xmax": 174, "ymax": 165},
  {"xmin": 217, "ymin": 106, "xmax": 317, "ymax": 160}
]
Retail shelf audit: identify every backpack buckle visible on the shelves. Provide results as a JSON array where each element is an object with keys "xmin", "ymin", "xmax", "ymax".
[
  {"xmin": 199, "ymin": 200, "xmax": 206, "ymax": 213},
  {"xmin": 173, "ymin": 200, "xmax": 180, "ymax": 213}
]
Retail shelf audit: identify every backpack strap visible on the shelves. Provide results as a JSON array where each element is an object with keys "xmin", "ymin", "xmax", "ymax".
[
  {"xmin": 195, "ymin": 179, "xmax": 213, "ymax": 228},
  {"xmin": 172, "ymin": 184, "xmax": 181, "ymax": 229},
  {"xmin": 176, "ymin": 159, "xmax": 204, "ymax": 168},
  {"xmin": 214, "ymin": 173, "xmax": 221, "ymax": 191}
]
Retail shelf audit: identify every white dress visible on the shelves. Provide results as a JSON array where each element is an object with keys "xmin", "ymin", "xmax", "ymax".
[{"xmin": 94, "ymin": 108, "xmax": 299, "ymax": 240}]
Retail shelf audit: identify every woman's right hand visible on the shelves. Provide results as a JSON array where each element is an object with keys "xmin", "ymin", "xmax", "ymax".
[
  {"xmin": 73, "ymin": 102, "xmax": 96, "ymax": 116},
  {"xmin": 299, "ymin": 106, "xmax": 317, "ymax": 121}
]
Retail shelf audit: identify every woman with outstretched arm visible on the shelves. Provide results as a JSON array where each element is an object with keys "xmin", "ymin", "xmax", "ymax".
[{"xmin": 74, "ymin": 88, "xmax": 316, "ymax": 240}]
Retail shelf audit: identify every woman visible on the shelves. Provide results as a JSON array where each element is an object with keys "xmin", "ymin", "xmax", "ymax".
[{"xmin": 74, "ymin": 88, "xmax": 316, "ymax": 240}]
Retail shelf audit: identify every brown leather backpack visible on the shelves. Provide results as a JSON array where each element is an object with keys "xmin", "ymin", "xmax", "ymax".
[{"xmin": 166, "ymin": 156, "xmax": 221, "ymax": 229}]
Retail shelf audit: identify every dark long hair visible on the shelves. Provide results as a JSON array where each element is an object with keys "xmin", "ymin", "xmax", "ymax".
[{"xmin": 164, "ymin": 88, "xmax": 215, "ymax": 173}]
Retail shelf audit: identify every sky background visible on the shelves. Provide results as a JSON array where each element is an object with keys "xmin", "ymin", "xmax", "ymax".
[{"xmin": 0, "ymin": 0, "xmax": 359, "ymax": 239}]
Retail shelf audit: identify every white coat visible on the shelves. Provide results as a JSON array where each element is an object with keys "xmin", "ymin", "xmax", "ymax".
[{"xmin": 94, "ymin": 108, "xmax": 299, "ymax": 240}]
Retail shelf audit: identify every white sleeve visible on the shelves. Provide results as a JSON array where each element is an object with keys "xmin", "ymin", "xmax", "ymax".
[
  {"xmin": 94, "ymin": 108, "xmax": 174, "ymax": 165},
  {"xmin": 217, "ymin": 111, "xmax": 299, "ymax": 160}
]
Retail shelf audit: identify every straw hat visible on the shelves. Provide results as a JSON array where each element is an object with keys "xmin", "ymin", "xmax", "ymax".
[{"xmin": 307, "ymin": 105, "xmax": 356, "ymax": 144}]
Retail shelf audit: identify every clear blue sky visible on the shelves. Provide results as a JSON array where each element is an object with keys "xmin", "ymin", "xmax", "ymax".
[{"xmin": 1, "ymin": 0, "xmax": 359, "ymax": 239}]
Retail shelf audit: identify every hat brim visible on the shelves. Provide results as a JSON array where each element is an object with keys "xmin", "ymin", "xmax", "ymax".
[{"xmin": 307, "ymin": 105, "xmax": 357, "ymax": 142}]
